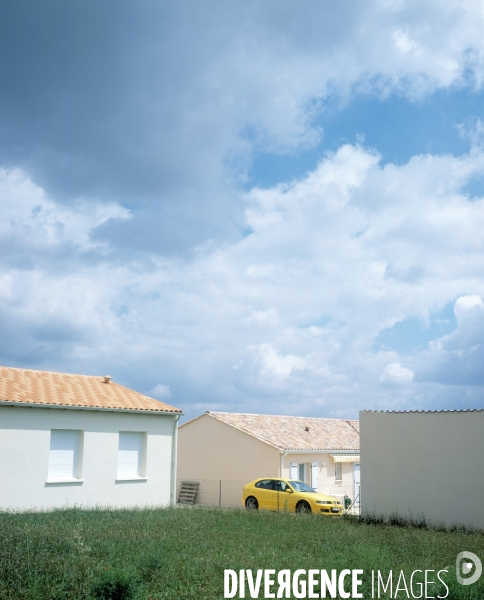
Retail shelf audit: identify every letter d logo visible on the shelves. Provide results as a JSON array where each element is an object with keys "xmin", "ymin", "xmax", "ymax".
[{"xmin": 456, "ymin": 552, "xmax": 482, "ymax": 585}]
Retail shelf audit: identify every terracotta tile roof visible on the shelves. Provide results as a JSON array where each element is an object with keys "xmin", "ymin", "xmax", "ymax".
[
  {"xmin": 0, "ymin": 366, "xmax": 182, "ymax": 413},
  {"xmin": 199, "ymin": 411, "xmax": 359, "ymax": 451}
]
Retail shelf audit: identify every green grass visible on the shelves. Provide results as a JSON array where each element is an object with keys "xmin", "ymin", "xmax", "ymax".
[{"xmin": 0, "ymin": 506, "xmax": 483, "ymax": 599}]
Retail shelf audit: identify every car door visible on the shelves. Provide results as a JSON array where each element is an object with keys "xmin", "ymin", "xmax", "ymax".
[
  {"xmin": 275, "ymin": 480, "xmax": 296, "ymax": 512},
  {"xmin": 254, "ymin": 479, "xmax": 276, "ymax": 510}
]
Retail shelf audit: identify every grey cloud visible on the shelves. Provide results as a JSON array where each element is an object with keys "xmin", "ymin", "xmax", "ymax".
[
  {"xmin": 0, "ymin": 235, "xmax": 108, "ymax": 271},
  {"xmin": 2, "ymin": 0, "xmax": 484, "ymax": 259},
  {"xmin": 91, "ymin": 197, "xmax": 245, "ymax": 257},
  {"xmin": 0, "ymin": 3, "xmax": 234, "ymax": 201},
  {"xmin": 0, "ymin": 309, "xmax": 85, "ymax": 368},
  {"xmin": 30, "ymin": 318, "xmax": 87, "ymax": 344}
]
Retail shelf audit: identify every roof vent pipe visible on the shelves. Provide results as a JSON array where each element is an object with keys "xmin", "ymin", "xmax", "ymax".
[{"xmin": 104, "ymin": 375, "xmax": 111, "ymax": 383}]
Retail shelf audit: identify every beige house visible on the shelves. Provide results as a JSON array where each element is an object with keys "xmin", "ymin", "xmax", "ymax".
[
  {"xmin": 177, "ymin": 411, "xmax": 360, "ymax": 507},
  {"xmin": 0, "ymin": 366, "xmax": 182, "ymax": 510},
  {"xmin": 360, "ymin": 409, "xmax": 484, "ymax": 530}
]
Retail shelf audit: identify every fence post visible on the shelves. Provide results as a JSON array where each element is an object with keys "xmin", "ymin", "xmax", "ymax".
[{"xmin": 219, "ymin": 480, "xmax": 222, "ymax": 507}]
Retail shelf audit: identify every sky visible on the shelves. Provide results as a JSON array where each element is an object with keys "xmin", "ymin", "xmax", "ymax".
[{"xmin": 2, "ymin": 0, "xmax": 484, "ymax": 422}]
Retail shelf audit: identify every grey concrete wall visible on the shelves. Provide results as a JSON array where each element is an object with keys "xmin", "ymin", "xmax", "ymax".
[{"xmin": 360, "ymin": 410, "xmax": 484, "ymax": 530}]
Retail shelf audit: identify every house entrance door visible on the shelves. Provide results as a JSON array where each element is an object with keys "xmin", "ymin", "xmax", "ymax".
[{"xmin": 311, "ymin": 462, "xmax": 318, "ymax": 491}]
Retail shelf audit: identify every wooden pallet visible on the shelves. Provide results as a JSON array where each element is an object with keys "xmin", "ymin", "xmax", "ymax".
[{"xmin": 177, "ymin": 480, "xmax": 199, "ymax": 505}]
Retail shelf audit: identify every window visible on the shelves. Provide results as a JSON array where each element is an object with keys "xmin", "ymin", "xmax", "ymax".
[
  {"xmin": 288, "ymin": 480, "xmax": 315, "ymax": 493},
  {"xmin": 117, "ymin": 432, "xmax": 146, "ymax": 479},
  {"xmin": 274, "ymin": 480, "xmax": 288, "ymax": 492},
  {"xmin": 290, "ymin": 462, "xmax": 306, "ymax": 482},
  {"xmin": 48, "ymin": 430, "xmax": 83, "ymax": 481},
  {"xmin": 255, "ymin": 479, "xmax": 274, "ymax": 490},
  {"xmin": 335, "ymin": 462, "xmax": 342, "ymax": 481}
]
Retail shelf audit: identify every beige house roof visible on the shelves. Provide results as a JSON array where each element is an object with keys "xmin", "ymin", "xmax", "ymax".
[
  {"xmin": 185, "ymin": 411, "xmax": 359, "ymax": 451},
  {"xmin": 0, "ymin": 366, "xmax": 182, "ymax": 413}
]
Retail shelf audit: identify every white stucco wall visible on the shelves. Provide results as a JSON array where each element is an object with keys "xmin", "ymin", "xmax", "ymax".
[
  {"xmin": 360, "ymin": 410, "xmax": 484, "ymax": 530},
  {"xmin": 0, "ymin": 405, "xmax": 178, "ymax": 510}
]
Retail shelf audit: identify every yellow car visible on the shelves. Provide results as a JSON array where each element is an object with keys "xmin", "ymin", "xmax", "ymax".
[{"xmin": 242, "ymin": 478, "xmax": 342, "ymax": 515}]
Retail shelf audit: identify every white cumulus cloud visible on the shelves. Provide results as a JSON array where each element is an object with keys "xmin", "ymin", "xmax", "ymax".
[{"xmin": 380, "ymin": 363, "xmax": 414, "ymax": 385}]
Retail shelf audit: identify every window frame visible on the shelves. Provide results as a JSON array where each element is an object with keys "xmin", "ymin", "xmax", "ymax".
[{"xmin": 335, "ymin": 461, "xmax": 343, "ymax": 482}]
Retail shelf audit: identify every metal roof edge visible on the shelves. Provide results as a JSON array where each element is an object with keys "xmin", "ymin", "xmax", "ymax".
[{"xmin": 361, "ymin": 408, "xmax": 484, "ymax": 414}]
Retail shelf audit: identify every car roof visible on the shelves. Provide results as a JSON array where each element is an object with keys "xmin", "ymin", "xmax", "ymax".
[{"xmin": 254, "ymin": 477, "xmax": 295, "ymax": 481}]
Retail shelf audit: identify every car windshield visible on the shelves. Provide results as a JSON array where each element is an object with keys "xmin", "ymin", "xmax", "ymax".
[{"xmin": 288, "ymin": 480, "xmax": 315, "ymax": 493}]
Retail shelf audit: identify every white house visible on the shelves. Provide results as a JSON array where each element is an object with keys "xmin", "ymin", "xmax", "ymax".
[
  {"xmin": 177, "ymin": 411, "xmax": 360, "ymax": 507},
  {"xmin": 0, "ymin": 366, "xmax": 183, "ymax": 510},
  {"xmin": 360, "ymin": 409, "xmax": 484, "ymax": 530}
]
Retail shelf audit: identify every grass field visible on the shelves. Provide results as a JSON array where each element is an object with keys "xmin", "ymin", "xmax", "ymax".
[{"xmin": 0, "ymin": 506, "xmax": 483, "ymax": 599}]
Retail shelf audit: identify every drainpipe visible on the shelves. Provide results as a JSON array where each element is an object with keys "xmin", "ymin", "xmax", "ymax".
[
  {"xmin": 170, "ymin": 414, "xmax": 180, "ymax": 506},
  {"xmin": 280, "ymin": 449, "xmax": 288, "ymax": 478}
]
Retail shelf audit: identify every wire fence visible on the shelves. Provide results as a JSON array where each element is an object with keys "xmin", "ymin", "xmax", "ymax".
[{"xmin": 176, "ymin": 479, "xmax": 361, "ymax": 514}]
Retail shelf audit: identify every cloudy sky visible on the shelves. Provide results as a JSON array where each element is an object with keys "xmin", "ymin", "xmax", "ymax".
[{"xmin": 2, "ymin": 1, "xmax": 484, "ymax": 421}]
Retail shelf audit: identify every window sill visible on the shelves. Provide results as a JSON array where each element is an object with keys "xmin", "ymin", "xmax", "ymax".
[
  {"xmin": 46, "ymin": 478, "xmax": 84, "ymax": 484},
  {"xmin": 115, "ymin": 477, "xmax": 147, "ymax": 482}
]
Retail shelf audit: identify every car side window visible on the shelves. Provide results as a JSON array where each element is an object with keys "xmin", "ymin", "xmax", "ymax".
[
  {"xmin": 255, "ymin": 479, "xmax": 275, "ymax": 490},
  {"xmin": 274, "ymin": 481, "xmax": 288, "ymax": 492}
]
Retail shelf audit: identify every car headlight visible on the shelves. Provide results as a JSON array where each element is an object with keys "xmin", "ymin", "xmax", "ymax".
[{"xmin": 315, "ymin": 500, "xmax": 331, "ymax": 505}]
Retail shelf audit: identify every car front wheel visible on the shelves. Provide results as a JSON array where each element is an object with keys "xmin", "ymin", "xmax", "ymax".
[
  {"xmin": 296, "ymin": 501, "xmax": 311, "ymax": 514},
  {"xmin": 245, "ymin": 496, "xmax": 259, "ymax": 511}
]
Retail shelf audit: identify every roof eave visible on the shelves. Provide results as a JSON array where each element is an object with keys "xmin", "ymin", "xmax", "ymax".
[
  {"xmin": 0, "ymin": 401, "xmax": 183, "ymax": 416},
  {"xmin": 282, "ymin": 448, "xmax": 360, "ymax": 453}
]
